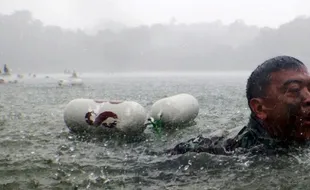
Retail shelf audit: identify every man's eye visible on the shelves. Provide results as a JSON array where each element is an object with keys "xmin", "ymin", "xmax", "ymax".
[{"xmin": 287, "ymin": 88, "xmax": 300, "ymax": 93}]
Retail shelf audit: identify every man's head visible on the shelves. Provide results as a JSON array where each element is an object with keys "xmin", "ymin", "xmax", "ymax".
[{"xmin": 246, "ymin": 55, "xmax": 310, "ymax": 140}]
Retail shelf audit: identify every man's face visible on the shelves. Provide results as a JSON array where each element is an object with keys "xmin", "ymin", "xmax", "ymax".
[{"xmin": 261, "ymin": 66, "xmax": 310, "ymax": 140}]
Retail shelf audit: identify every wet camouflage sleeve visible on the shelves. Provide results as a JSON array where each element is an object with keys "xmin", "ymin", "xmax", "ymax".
[{"xmin": 167, "ymin": 135, "xmax": 237, "ymax": 155}]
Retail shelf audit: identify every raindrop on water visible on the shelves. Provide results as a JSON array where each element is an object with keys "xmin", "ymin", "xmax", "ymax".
[
  {"xmin": 178, "ymin": 165, "xmax": 183, "ymax": 170},
  {"xmin": 188, "ymin": 160, "xmax": 192, "ymax": 165},
  {"xmin": 184, "ymin": 165, "xmax": 190, "ymax": 171}
]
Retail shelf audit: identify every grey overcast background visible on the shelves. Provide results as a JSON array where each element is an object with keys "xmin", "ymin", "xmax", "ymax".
[{"xmin": 0, "ymin": 0, "xmax": 310, "ymax": 73}]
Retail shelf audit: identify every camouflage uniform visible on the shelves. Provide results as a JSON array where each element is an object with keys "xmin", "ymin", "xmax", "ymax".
[{"xmin": 168, "ymin": 116, "xmax": 296, "ymax": 155}]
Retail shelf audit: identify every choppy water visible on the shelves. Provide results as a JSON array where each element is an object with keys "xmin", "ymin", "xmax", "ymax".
[{"xmin": 1, "ymin": 73, "xmax": 310, "ymax": 190}]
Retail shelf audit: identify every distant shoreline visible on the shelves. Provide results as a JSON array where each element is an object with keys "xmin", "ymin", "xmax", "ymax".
[{"xmin": 33, "ymin": 71, "xmax": 252, "ymax": 78}]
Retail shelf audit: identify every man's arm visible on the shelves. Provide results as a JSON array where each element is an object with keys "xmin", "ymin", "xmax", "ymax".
[{"xmin": 166, "ymin": 135, "xmax": 232, "ymax": 155}]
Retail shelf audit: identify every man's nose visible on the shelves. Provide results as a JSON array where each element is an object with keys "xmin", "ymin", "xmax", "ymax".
[{"xmin": 302, "ymin": 88, "xmax": 310, "ymax": 107}]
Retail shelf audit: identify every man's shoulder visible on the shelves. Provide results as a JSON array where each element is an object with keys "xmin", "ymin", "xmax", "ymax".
[
  {"xmin": 167, "ymin": 126, "xmax": 245, "ymax": 155},
  {"xmin": 167, "ymin": 123, "xmax": 268, "ymax": 155},
  {"xmin": 227, "ymin": 125, "xmax": 261, "ymax": 149}
]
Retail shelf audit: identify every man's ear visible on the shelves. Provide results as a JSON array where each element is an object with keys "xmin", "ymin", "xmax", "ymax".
[{"xmin": 249, "ymin": 98, "xmax": 267, "ymax": 120}]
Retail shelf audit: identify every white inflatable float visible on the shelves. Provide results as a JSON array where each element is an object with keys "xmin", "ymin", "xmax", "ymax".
[
  {"xmin": 58, "ymin": 78, "xmax": 83, "ymax": 86},
  {"xmin": 64, "ymin": 99, "xmax": 147, "ymax": 135},
  {"xmin": 148, "ymin": 93, "xmax": 199, "ymax": 128}
]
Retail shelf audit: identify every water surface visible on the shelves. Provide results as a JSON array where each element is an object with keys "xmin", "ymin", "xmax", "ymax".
[{"xmin": 0, "ymin": 73, "xmax": 308, "ymax": 190}]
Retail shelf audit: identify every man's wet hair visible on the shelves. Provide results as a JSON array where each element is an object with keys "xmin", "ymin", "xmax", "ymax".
[{"xmin": 246, "ymin": 55, "xmax": 305, "ymax": 111}]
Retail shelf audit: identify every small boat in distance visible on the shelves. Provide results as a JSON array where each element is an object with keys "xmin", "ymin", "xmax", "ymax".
[
  {"xmin": 71, "ymin": 71, "xmax": 78, "ymax": 78},
  {"xmin": 58, "ymin": 70, "xmax": 83, "ymax": 87},
  {"xmin": 0, "ymin": 64, "xmax": 19, "ymax": 84},
  {"xmin": 1, "ymin": 64, "xmax": 11, "ymax": 76}
]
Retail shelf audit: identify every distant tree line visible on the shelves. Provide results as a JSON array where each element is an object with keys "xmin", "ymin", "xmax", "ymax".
[{"xmin": 0, "ymin": 10, "xmax": 309, "ymax": 73}]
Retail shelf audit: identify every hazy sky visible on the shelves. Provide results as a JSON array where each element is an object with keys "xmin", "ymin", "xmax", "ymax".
[{"xmin": 0, "ymin": 0, "xmax": 310, "ymax": 29}]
